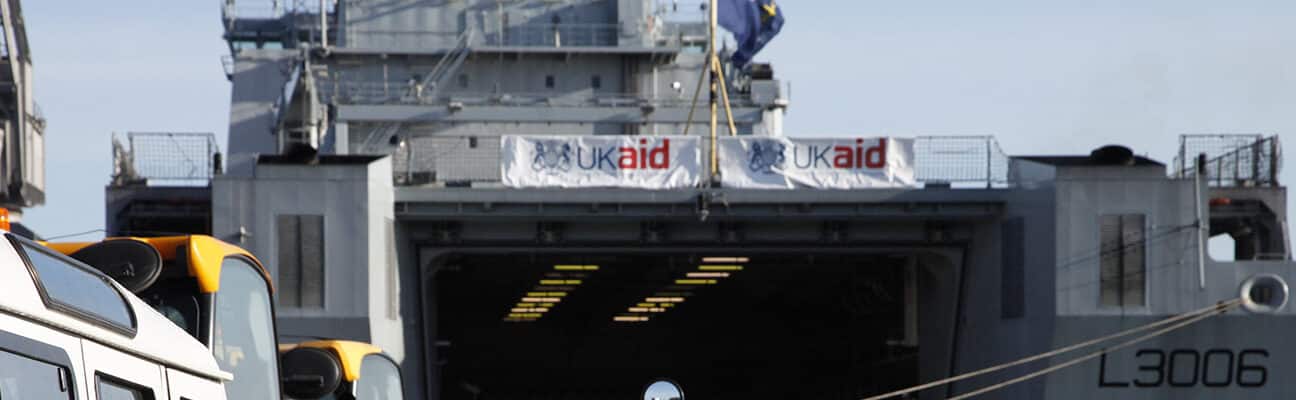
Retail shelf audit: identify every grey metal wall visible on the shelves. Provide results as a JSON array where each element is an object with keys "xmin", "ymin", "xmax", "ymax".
[
  {"xmin": 228, "ymin": 49, "xmax": 298, "ymax": 157},
  {"xmin": 211, "ymin": 158, "xmax": 399, "ymax": 342}
]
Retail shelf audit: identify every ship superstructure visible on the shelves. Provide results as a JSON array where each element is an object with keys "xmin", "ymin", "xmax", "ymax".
[
  {"xmin": 95, "ymin": 2, "xmax": 1296, "ymax": 400},
  {"xmin": 220, "ymin": 0, "xmax": 787, "ymax": 184}
]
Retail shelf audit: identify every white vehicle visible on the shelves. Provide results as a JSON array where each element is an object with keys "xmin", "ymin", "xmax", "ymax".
[
  {"xmin": 1, "ymin": 218, "xmax": 404, "ymax": 399},
  {"xmin": 0, "ymin": 229, "xmax": 227, "ymax": 399}
]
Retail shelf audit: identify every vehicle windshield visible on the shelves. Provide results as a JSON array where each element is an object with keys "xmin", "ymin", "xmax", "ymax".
[
  {"xmin": 212, "ymin": 257, "xmax": 278, "ymax": 400},
  {"xmin": 355, "ymin": 354, "xmax": 404, "ymax": 400}
]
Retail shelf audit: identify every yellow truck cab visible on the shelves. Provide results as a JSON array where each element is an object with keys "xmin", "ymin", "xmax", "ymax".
[{"xmin": 280, "ymin": 340, "xmax": 406, "ymax": 400}]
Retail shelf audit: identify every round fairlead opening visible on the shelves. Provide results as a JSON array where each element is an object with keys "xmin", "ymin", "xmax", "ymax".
[{"xmin": 1239, "ymin": 273, "xmax": 1289, "ymax": 314}]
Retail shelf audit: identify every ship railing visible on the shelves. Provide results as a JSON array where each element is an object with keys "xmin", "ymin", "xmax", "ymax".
[
  {"xmin": 914, "ymin": 135, "xmax": 1011, "ymax": 187},
  {"xmin": 344, "ymin": 21, "xmax": 700, "ymax": 50},
  {"xmin": 481, "ymin": 23, "xmax": 621, "ymax": 47},
  {"xmin": 112, "ymin": 132, "xmax": 221, "ymax": 187},
  {"xmin": 1174, "ymin": 134, "xmax": 1281, "ymax": 187},
  {"xmin": 221, "ymin": 0, "xmax": 334, "ymax": 21},
  {"xmin": 345, "ymin": 24, "xmax": 621, "ymax": 49},
  {"xmin": 319, "ymin": 83, "xmax": 756, "ymax": 108},
  {"xmin": 221, "ymin": 0, "xmax": 283, "ymax": 20},
  {"xmin": 652, "ymin": 22, "xmax": 709, "ymax": 47},
  {"xmin": 342, "ymin": 30, "xmax": 462, "ymax": 50},
  {"xmin": 390, "ymin": 135, "xmax": 1010, "ymax": 188}
]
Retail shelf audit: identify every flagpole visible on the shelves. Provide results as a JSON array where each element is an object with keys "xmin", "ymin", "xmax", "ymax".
[{"xmin": 708, "ymin": 0, "xmax": 719, "ymax": 183}]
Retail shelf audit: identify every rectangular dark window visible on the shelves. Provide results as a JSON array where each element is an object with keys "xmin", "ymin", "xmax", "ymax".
[
  {"xmin": 545, "ymin": 75, "xmax": 555, "ymax": 89},
  {"xmin": 96, "ymin": 374, "xmax": 153, "ymax": 400},
  {"xmin": 0, "ymin": 349, "xmax": 71, "ymax": 399},
  {"xmin": 1001, "ymin": 218, "xmax": 1025, "ymax": 319},
  {"xmin": 457, "ymin": 74, "xmax": 469, "ymax": 89},
  {"xmin": 1100, "ymin": 214, "xmax": 1146, "ymax": 307},
  {"xmin": 277, "ymin": 214, "xmax": 325, "ymax": 309},
  {"xmin": 591, "ymin": 75, "xmax": 602, "ymax": 89}
]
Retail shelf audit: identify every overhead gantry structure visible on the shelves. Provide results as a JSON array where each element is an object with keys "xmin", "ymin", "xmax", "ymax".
[{"xmin": 0, "ymin": 0, "xmax": 43, "ymax": 213}]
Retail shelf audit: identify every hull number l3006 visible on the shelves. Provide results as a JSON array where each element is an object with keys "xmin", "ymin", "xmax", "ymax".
[{"xmin": 1098, "ymin": 349, "xmax": 1268, "ymax": 388}]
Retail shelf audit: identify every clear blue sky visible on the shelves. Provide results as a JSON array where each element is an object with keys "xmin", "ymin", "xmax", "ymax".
[{"xmin": 19, "ymin": 0, "xmax": 1296, "ymax": 257}]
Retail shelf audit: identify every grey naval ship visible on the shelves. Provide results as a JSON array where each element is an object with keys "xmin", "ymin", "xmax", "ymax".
[{"xmin": 76, "ymin": 0, "xmax": 1296, "ymax": 399}]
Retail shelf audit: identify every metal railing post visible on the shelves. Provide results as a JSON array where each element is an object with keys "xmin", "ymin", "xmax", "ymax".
[
  {"xmin": 1215, "ymin": 153, "xmax": 1223, "ymax": 187},
  {"xmin": 985, "ymin": 138, "xmax": 992, "ymax": 188},
  {"xmin": 1195, "ymin": 153, "xmax": 1207, "ymax": 289},
  {"xmin": 1271, "ymin": 137, "xmax": 1280, "ymax": 186},
  {"xmin": 1178, "ymin": 137, "xmax": 1185, "ymax": 177},
  {"xmin": 207, "ymin": 138, "xmax": 214, "ymax": 179},
  {"xmin": 1252, "ymin": 139, "xmax": 1261, "ymax": 186},
  {"xmin": 405, "ymin": 139, "xmax": 414, "ymax": 184},
  {"xmin": 1232, "ymin": 147, "xmax": 1240, "ymax": 185}
]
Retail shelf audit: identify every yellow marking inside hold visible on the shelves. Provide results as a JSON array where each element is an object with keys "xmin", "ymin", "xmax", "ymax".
[
  {"xmin": 554, "ymin": 265, "xmax": 600, "ymax": 271},
  {"xmin": 628, "ymin": 307, "xmax": 666, "ymax": 313},
  {"xmin": 508, "ymin": 313, "xmax": 543, "ymax": 318},
  {"xmin": 526, "ymin": 292, "xmax": 568, "ymax": 297},
  {"xmin": 645, "ymin": 297, "xmax": 685, "ymax": 303},
  {"xmin": 511, "ymin": 307, "xmax": 550, "ymax": 313},
  {"xmin": 687, "ymin": 272, "xmax": 731, "ymax": 278},
  {"xmin": 698, "ymin": 265, "xmax": 743, "ymax": 271},
  {"xmin": 637, "ymin": 303, "xmax": 657, "ymax": 308},
  {"xmin": 521, "ymin": 297, "xmax": 562, "ymax": 303},
  {"xmin": 533, "ymin": 286, "xmax": 575, "ymax": 291},
  {"xmin": 614, "ymin": 316, "xmax": 649, "ymax": 322},
  {"xmin": 516, "ymin": 303, "xmax": 537, "ymax": 307},
  {"xmin": 676, "ymin": 279, "xmax": 717, "ymax": 285},
  {"xmin": 702, "ymin": 257, "xmax": 749, "ymax": 263},
  {"xmin": 540, "ymin": 279, "xmax": 583, "ymax": 285}
]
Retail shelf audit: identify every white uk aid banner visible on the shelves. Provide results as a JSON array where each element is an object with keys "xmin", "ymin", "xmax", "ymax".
[
  {"xmin": 501, "ymin": 135, "xmax": 702, "ymax": 189},
  {"xmin": 718, "ymin": 137, "xmax": 918, "ymax": 189}
]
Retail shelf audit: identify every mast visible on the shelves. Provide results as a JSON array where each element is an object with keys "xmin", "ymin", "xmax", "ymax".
[
  {"xmin": 708, "ymin": 0, "xmax": 719, "ymax": 182},
  {"xmin": 686, "ymin": 0, "xmax": 737, "ymax": 184},
  {"xmin": 319, "ymin": 0, "xmax": 328, "ymax": 48}
]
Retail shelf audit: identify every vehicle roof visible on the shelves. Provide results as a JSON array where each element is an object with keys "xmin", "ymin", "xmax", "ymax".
[
  {"xmin": 44, "ymin": 235, "xmax": 273, "ymax": 294},
  {"xmin": 0, "ymin": 231, "xmax": 232, "ymax": 381},
  {"xmin": 284, "ymin": 340, "xmax": 385, "ymax": 382}
]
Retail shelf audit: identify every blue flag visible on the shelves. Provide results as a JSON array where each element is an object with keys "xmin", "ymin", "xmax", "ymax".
[{"xmin": 717, "ymin": 0, "xmax": 785, "ymax": 68}]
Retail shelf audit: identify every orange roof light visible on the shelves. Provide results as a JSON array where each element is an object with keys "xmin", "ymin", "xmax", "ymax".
[{"xmin": 0, "ymin": 208, "xmax": 9, "ymax": 231}]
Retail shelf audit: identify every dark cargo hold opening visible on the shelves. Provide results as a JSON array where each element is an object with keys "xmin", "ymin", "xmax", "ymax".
[{"xmin": 433, "ymin": 252, "xmax": 939, "ymax": 399}]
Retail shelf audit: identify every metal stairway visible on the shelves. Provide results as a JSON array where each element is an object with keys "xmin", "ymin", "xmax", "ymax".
[{"xmin": 358, "ymin": 31, "xmax": 475, "ymax": 155}]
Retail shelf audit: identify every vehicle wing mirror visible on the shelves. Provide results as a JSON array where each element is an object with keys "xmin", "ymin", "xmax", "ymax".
[
  {"xmin": 281, "ymin": 347, "xmax": 343, "ymax": 399},
  {"xmin": 644, "ymin": 380, "xmax": 684, "ymax": 400}
]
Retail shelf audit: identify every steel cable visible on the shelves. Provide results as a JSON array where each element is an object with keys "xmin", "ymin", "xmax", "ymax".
[
  {"xmin": 945, "ymin": 299, "xmax": 1240, "ymax": 400},
  {"xmin": 860, "ymin": 298, "xmax": 1242, "ymax": 400}
]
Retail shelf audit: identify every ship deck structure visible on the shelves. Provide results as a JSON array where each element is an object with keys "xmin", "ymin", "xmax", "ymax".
[{"xmin": 94, "ymin": 1, "xmax": 1296, "ymax": 399}]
